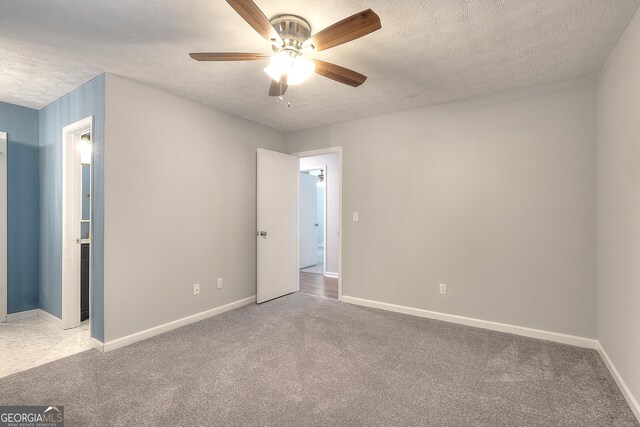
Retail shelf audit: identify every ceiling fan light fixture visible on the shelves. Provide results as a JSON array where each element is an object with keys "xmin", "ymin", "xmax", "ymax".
[
  {"xmin": 264, "ymin": 50, "xmax": 292, "ymax": 82},
  {"xmin": 264, "ymin": 51, "xmax": 315, "ymax": 86},
  {"xmin": 287, "ymin": 56, "xmax": 315, "ymax": 85},
  {"xmin": 191, "ymin": 3, "xmax": 382, "ymax": 96}
]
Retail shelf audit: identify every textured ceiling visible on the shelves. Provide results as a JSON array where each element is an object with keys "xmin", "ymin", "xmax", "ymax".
[{"xmin": 0, "ymin": 0, "xmax": 638, "ymax": 131}]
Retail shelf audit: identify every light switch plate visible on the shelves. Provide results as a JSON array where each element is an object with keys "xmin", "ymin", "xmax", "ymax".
[{"xmin": 353, "ymin": 212, "xmax": 359, "ymax": 222}]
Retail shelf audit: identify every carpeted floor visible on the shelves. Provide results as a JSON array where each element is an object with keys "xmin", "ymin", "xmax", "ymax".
[{"xmin": 0, "ymin": 293, "xmax": 637, "ymax": 426}]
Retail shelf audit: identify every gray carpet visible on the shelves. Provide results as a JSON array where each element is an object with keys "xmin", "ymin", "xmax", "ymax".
[{"xmin": 0, "ymin": 293, "xmax": 637, "ymax": 426}]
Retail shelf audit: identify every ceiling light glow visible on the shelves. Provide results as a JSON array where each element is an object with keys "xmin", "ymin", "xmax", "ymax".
[
  {"xmin": 264, "ymin": 51, "xmax": 315, "ymax": 85},
  {"xmin": 287, "ymin": 57, "xmax": 315, "ymax": 85},
  {"xmin": 264, "ymin": 51, "xmax": 291, "ymax": 82},
  {"xmin": 79, "ymin": 140, "xmax": 92, "ymax": 164}
]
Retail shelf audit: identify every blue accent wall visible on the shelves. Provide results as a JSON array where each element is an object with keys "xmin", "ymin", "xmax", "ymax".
[
  {"xmin": 0, "ymin": 102, "xmax": 40, "ymax": 314},
  {"xmin": 39, "ymin": 74, "xmax": 105, "ymax": 341}
]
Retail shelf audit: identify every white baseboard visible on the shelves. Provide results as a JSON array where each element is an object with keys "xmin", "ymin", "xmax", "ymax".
[
  {"xmin": 325, "ymin": 272, "xmax": 339, "ymax": 279},
  {"xmin": 597, "ymin": 342, "xmax": 640, "ymax": 422},
  {"xmin": 37, "ymin": 309, "xmax": 63, "ymax": 328},
  {"xmin": 102, "ymin": 296, "xmax": 256, "ymax": 352},
  {"xmin": 341, "ymin": 295, "xmax": 597, "ymax": 349},
  {"xmin": 91, "ymin": 338, "xmax": 104, "ymax": 353},
  {"xmin": 6, "ymin": 309, "xmax": 38, "ymax": 322}
]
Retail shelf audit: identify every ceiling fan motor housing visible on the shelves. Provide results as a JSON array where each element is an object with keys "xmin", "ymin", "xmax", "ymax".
[{"xmin": 270, "ymin": 15, "xmax": 312, "ymax": 54}]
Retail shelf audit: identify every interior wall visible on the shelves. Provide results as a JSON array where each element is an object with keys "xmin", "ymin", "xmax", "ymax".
[
  {"xmin": 39, "ymin": 75, "xmax": 105, "ymax": 341},
  {"xmin": 299, "ymin": 154, "xmax": 340, "ymax": 275},
  {"xmin": 103, "ymin": 74, "xmax": 286, "ymax": 342},
  {"xmin": 287, "ymin": 79, "xmax": 597, "ymax": 338},
  {"xmin": 597, "ymin": 7, "xmax": 640, "ymax": 411},
  {"xmin": 0, "ymin": 102, "xmax": 39, "ymax": 314}
]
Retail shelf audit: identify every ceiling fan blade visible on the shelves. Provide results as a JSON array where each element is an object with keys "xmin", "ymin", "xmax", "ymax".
[
  {"xmin": 305, "ymin": 9, "xmax": 381, "ymax": 52},
  {"xmin": 269, "ymin": 76, "xmax": 288, "ymax": 96},
  {"xmin": 189, "ymin": 52, "xmax": 269, "ymax": 61},
  {"xmin": 226, "ymin": 0, "xmax": 283, "ymax": 46},
  {"xmin": 312, "ymin": 60, "xmax": 367, "ymax": 87}
]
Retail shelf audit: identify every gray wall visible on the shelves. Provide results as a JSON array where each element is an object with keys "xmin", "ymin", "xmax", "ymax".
[
  {"xmin": 0, "ymin": 102, "xmax": 39, "ymax": 314},
  {"xmin": 597, "ymin": 8, "xmax": 640, "ymax": 408},
  {"xmin": 287, "ymin": 79, "xmax": 597, "ymax": 338},
  {"xmin": 39, "ymin": 75, "xmax": 105, "ymax": 341},
  {"xmin": 103, "ymin": 74, "xmax": 286, "ymax": 342}
]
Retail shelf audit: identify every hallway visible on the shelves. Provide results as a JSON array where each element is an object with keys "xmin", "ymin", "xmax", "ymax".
[{"xmin": 299, "ymin": 272, "xmax": 338, "ymax": 299}]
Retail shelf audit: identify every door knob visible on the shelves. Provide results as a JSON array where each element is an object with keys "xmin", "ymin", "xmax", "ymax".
[{"xmin": 258, "ymin": 231, "xmax": 267, "ymax": 237}]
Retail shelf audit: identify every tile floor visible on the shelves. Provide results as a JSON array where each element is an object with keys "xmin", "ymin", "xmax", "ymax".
[{"xmin": 0, "ymin": 316, "xmax": 91, "ymax": 378}]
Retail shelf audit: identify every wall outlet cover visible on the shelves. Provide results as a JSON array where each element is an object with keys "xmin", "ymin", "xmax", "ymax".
[
  {"xmin": 439, "ymin": 283, "xmax": 447, "ymax": 295},
  {"xmin": 217, "ymin": 278, "xmax": 223, "ymax": 289}
]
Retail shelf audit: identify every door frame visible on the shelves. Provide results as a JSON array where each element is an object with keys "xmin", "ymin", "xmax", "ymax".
[
  {"xmin": 0, "ymin": 132, "xmax": 7, "ymax": 322},
  {"xmin": 62, "ymin": 116, "xmax": 93, "ymax": 330},
  {"xmin": 300, "ymin": 166, "xmax": 327, "ymax": 276},
  {"xmin": 292, "ymin": 147, "xmax": 343, "ymax": 300}
]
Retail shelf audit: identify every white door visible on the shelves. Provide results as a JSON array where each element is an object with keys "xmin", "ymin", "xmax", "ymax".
[
  {"xmin": 256, "ymin": 148, "xmax": 299, "ymax": 303},
  {"xmin": 299, "ymin": 173, "xmax": 317, "ymax": 268},
  {"xmin": 0, "ymin": 132, "xmax": 6, "ymax": 322}
]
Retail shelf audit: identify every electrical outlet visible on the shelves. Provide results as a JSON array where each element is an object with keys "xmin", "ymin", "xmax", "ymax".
[
  {"xmin": 439, "ymin": 283, "xmax": 447, "ymax": 295},
  {"xmin": 217, "ymin": 278, "xmax": 223, "ymax": 289},
  {"xmin": 353, "ymin": 212, "xmax": 359, "ymax": 222},
  {"xmin": 193, "ymin": 284, "xmax": 200, "ymax": 295}
]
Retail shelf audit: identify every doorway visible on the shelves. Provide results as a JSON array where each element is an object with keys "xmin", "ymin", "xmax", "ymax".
[
  {"xmin": 0, "ymin": 124, "xmax": 92, "ymax": 379},
  {"xmin": 295, "ymin": 149, "xmax": 342, "ymax": 300},
  {"xmin": 255, "ymin": 147, "xmax": 343, "ymax": 304},
  {"xmin": 299, "ymin": 168, "xmax": 326, "ymax": 275},
  {"xmin": 62, "ymin": 117, "xmax": 93, "ymax": 331}
]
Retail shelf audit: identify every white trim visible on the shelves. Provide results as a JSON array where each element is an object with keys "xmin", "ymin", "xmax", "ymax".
[
  {"xmin": 324, "ymin": 272, "xmax": 339, "ymax": 279},
  {"xmin": 321, "ymin": 168, "xmax": 327, "ymax": 276},
  {"xmin": 37, "ymin": 309, "xmax": 63, "ymax": 328},
  {"xmin": 62, "ymin": 117, "xmax": 93, "ymax": 331},
  {"xmin": 0, "ymin": 132, "xmax": 6, "ymax": 322},
  {"xmin": 102, "ymin": 296, "xmax": 256, "ymax": 352},
  {"xmin": 6, "ymin": 309, "xmax": 38, "ymax": 322},
  {"xmin": 91, "ymin": 338, "xmax": 104, "ymax": 353},
  {"xmin": 293, "ymin": 147, "xmax": 343, "ymax": 301},
  {"xmin": 597, "ymin": 342, "xmax": 640, "ymax": 422},
  {"xmin": 341, "ymin": 295, "xmax": 598, "ymax": 349}
]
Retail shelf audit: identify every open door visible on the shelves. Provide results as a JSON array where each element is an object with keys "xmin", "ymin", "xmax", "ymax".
[{"xmin": 256, "ymin": 148, "xmax": 299, "ymax": 303}]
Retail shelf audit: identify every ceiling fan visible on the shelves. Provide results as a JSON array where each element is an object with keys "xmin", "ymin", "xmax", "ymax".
[{"xmin": 190, "ymin": 0, "xmax": 382, "ymax": 97}]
